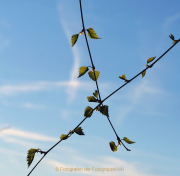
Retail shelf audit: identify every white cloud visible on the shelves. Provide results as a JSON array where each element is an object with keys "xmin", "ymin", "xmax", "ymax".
[
  {"xmin": 1, "ymin": 136, "xmax": 38, "ymax": 147},
  {"xmin": 1, "ymin": 100, "xmax": 46, "ymax": 109},
  {"xmin": 0, "ymin": 126, "xmax": 172, "ymax": 176},
  {"xmin": 113, "ymin": 79, "xmax": 167, "ymax": 125},
  {"xmin": 133, "ymin": 79, "xmax": 166, "ymax": 102},
  {"xmin": 114, "ymin": 79, "xmax": 167, "ymax": 104},
  {"xmin": 21, "ymin": 102, "xmax": 45, "ymax": 109},
  {"xmin": 58, "ymin": 2, "xmax": 81, "ymax": 104},
  {"xmin": 0, "ymin": 82, "xmax": 47, "ymax": 95},
  {"xmin": 0, "ymin": 128, "xmax": 58, "ymax": 142},
  {"xmin": 57, "ymin": 2, "xmax": 111, "ymax": 105},
  {"xmin": 0, "ymin": 81, "xmax": 94, "ymax": 97}
]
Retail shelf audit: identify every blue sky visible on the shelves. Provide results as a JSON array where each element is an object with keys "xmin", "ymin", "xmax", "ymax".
[{"xmin": 0, "ymin": 0, "xmax": 180, "ymax": 175}]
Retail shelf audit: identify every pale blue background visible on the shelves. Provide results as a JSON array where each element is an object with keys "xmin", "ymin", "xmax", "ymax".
[{"xmin": 0, "ymin": 0, "xmax": 180, "ymax": 176}]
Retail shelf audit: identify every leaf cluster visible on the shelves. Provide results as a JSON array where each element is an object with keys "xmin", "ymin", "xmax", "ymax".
[
  {"xmin": 109, "ymin": 137, "xmax": 135, "ymax": 152},
  {"xmin": 71, "ymin": 28, "xmax": 101, "ymax": 47},
  {"xmin": 169, "ymin": 34, "xmax": 178, "ymax": 44},
  {"xmin": 77, "ymin": 66, "xmax": 100, "ymax": 81}
]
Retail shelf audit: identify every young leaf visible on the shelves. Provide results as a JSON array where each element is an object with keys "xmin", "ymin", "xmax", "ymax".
[
  {"xmin": 123, "ymin": 137, "xmax": 136, "ymax": 144},
  {"xmin": 60, "ymin": 134, "xmax": 69, "ymax": 140},
  {"xmin": 147, "ymin": 56, "xmax": 156, "ymax": 64},
  {"xmin": 27, "ymin": 148, "xmax": 38, "ymax": 168},
  {"xmin": 87, "ymin": 28, "xmax": 101, "ymax": 39},
  {"xmin": 87, "ymin": 96, "xmax": 98, "ymax": 102},
  {"xmin": 119, "ymin": 74, "xmax": 126, "ymax": 80},
  {"xmin": 98, "ymin": 105, "xmax": 109, "ymax": 117},
  {"xmin": 77, "ymin": 66, "xmax": 89, "ymax": 78},
  {"xmin": 88, "ymin": 71, "xmax": 100, "ymax": 81},
  {"xmin": 169, "ymin": 34, "xmax": 174, "ymax": 40},
  {"xmin": 109, "ymin": 141, "xmax": 117, "ymax": 152},
  {"xmin": 71, "ymin": 34, "xmax": 79, "ymax": 47},
  {"xmin": 142, "ymin": 70, "xmax": 146, "ymax": 78},
  {"xmin": 74, "ymin": 127, "xmax": 85, "ymax": 135},
  {"xmin": 93, "ymin": 90, "xmax": 98, "ymax": 98},
  {"xmin": 173, "ymin": 40, "xmax": 178, "ymax": 44},
  {"xmin": 84, "ymin": 106, "xmax": 93, "ymax": 118}
]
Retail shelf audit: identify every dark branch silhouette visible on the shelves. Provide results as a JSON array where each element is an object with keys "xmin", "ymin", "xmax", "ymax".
[{"xmin": 27, "ymin": 0, "xmax": 179, "ymax": 175}]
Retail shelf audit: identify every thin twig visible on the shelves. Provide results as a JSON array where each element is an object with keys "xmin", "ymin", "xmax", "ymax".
[
  {"xmin": 27, "ymin": 1, "xmax": 179, "ymax": 175},
  {"xmin": 102, "ymin": 39, "xmax": 180, "ymax": 103},
  {"xmin": 79, "ymin": 0, "xmax": 103, "ymax": 106}
]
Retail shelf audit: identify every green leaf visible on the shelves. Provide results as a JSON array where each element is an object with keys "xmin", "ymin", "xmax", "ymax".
[
  {"xmin": 87, "ymin": 96, "xmax": 98, "ymax": 102},
  {"xmin": 60, "ymin": 134, "xmax": 69, "ymax": 140},
  {"xmin": 173, "ymin": 40, "xmax": 178, "ymax": 44},
  {"xmin": 109, "ymin": 141, "xmax": 117, "ymax": 152},
  {"xmin": 84, "ymin": 106, "xmax": 93, "ymax": 118},
  {"xmin": 88, "ymin": 71, "xmax": 100, "ymax": 81},
  {"xmin": 169, "ymin": 34, "xmax": 174, "ymax": 40},
  {"xmin": 71, "ymin": 34, "xmax": 79, "ymax": 47},
  {"xmin": 142, "ymin": 70, "xmax": 146, "ymax": 78},
  {"xmin": 147, "ymin": 56, "xmax": 156, "ymax": 64},
  {"xmin": 123, "ymin": 137, "xmax": 135, "ymax": 144},
  {"xmin": 93, "ymin": 90, "xmax": 98, "ymax": 98},
  {"xmin": 74, "ymin": 127, "xmax": 85, "ymax": 135},
  {"xmin": 77, "ymin": 66, "xmax": 89, "ymax": 78},
  {"xmin": 27, "ymin": 148, "xmax": 38, "ymax": 168},
  {"xmin": 87, "ymin": 28, "xmax": 101, "ymax": 39},
  {"xmin": 119, "ymin": 74, "xmax": 126, "ymax": 80},
  {"xmin": 98, "ymin": 105, "xmax": 109, "ymax": 117}
]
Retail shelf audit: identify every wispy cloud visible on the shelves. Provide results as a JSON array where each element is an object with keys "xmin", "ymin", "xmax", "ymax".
[
  {"xmin": 58, "ymin": 2, "xmax": 82, "ymax": 104},
  {"xmin": 132, "ymin": 79, "xmax": 166, "ymax": 102},
  {"xmin": 0, "ymin": 128, "xmax": 58, "ymax": 142},
  {"xmin": 0, "ymin": 81, "xmax": 94, "ymax": 96},
  {"xmin": 114, "ymin": 79, "xmax": 167, "ymax": 124},
  {"xmin": 1, "ymin": 136, "xmax": 39, "ymax": 147},
  {"xmin": 0, "ymin": 82, "xmax": 48, "ymax": 95},
  {"xmin": 0, "ymin": 126, "xmax": 171, "ymax": 176},
  {"xmin": 114, "ymin": 79, "xmax": 167, "ymax": 105},
  {"xmin": 21, "ymin": 102, "xmax": 45, "ymax": 109},
  {"xmin": 1, "ymin": 100, "xmax": 46, "ymax": 109},
  {"xmin": 0, "ymin": 125, "xmax": 11, "ymax": 132}
]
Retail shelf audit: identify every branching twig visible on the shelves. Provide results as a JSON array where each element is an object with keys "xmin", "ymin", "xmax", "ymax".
[{"xmin": 27, "ymin": 0, "xmax": 179, "ymax": 175}]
